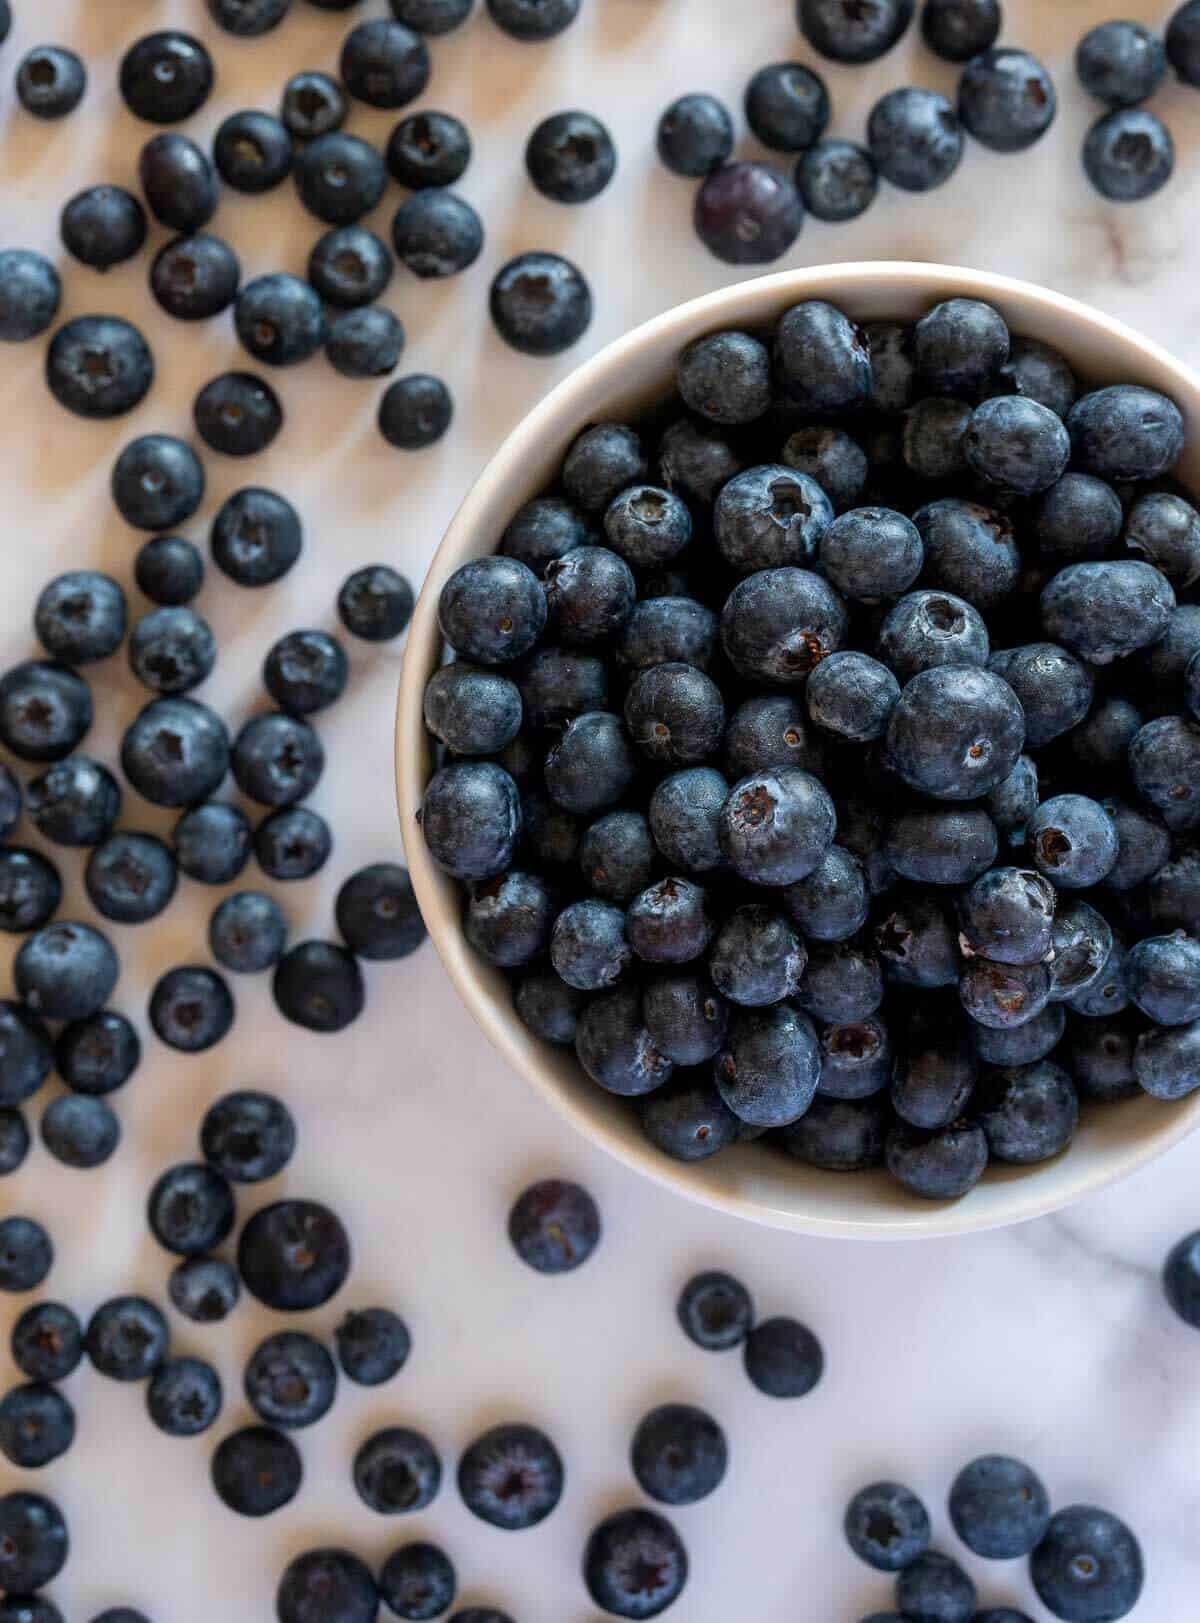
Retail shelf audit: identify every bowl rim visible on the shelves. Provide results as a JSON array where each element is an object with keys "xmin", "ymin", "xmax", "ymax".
[{"xmin": 396, "ymin": 260, "xmax": 1200, "ymax": 1240}]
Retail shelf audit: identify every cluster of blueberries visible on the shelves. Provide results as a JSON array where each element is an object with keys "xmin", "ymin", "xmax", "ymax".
[
  {"xmin": 845, "ymin": 1457, "xmax": 1141, "ymax": 1623},
  {"xmin": 664, "ymin": 0, "xmax": 1200, "ymax": 266},
  {"xmin": 421, "ymin": 292, "xmax": 1200, "ymax": 1205}
]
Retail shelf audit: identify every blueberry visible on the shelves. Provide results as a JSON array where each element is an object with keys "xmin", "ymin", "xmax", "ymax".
[
  {"xmin": 151, "ymin": 232, "xmax": 241, "ymax": 323},
  {"xmin": 1068, "ymin": 934, "xmax": 1130, "ymax": 1018},
  {"xmin": 439, "ymin": 558, "xmax": 546, "ymax": 667},
  {"xmin": 421, "ymin": 760, "xmax": 522, "ymax": 880},
  {"xmin": 462, "ymin": 869, "xmax": 550, "ymax": 967},
  {"xmin": 657, "ymin": 93, "xmax": 734, "ymax": 177},
  {"xmin": 543, "ymin": 898, "xmax": 624, "ymax": 988},
  {"xmin": 964, "ymin": 396, "xmax": 1070, "ymax": 496},
  {"xmin": 807, "ymin": 651, "xmax": 901, "ymax": 744},
  {"xmin": 957, "ymin": 866, "xmax": 1055, "ymax": 965},
  {"xmin": 123, "ymin": 697, "xmax": 230, "ymax": 808},
  {"xmin": 457, "ymin": 1421, "xmax": 561, "ymax": 1529},
  {"xmin": 743, "ymin": 1315, "xmax": 824, "ymax": 1398},
  {"xmin": 487, "ymin": 0, "xmax": 578, "ymax": 37},
  {"xmin": 0, "ymin": 1596, "xmax": 65, "ymax": 1623},
  {"xmin": 281, "ymin": 70, "xmax": 348, "ymax": 140},
  {"xmin": 379, "ymin": 1543, "xmax": 456, "ymax": 1621},
  {"xmin": 215, "ymin": 1427, "xmax": 303, "ymax": 1518},
  {"xmin": 0, "ymin": 766, "xmax": 19, "ymax": 843},
  {"xmin": 1069, "ymin": 702, "xmax": 1143, "ymax": 782},
  {"xmin": 817, "ymin": 1012, "xmax": 892, "ymax": 1097},
  {"xmin": 0, "ymin": 1003, "xmax": 52, "ymax": 1106},
  {"xmin": 920, "ymin": 500, "xmax": 1022, "ymax": 611},
  {"xmin": 500, "ymin": 502, "xmax": 585, "ymax": 577},
  {"xmin": 902, "ymin": 397, "xmax": 971, "ymax": 482},
  {"xmin": 602, "ymin": 489, "xmax": 691, "ymax": 573},
  {"xmin": 718, "ymin": 766, "xmax": 837, "ymax": 888},
  {"xmin": 1077, "ymin": 21, "xmax": 1167, "ymax": 109},
  {"xmin": 489, "ymin": 251, "xmax": 592, "ymax": 356},
  {"xmin": 780, "ymin": 430, "xmax": 867, "ymax": 517},
  {"xmin": 194, "ymin": 372, "xmax": 283, "ymax": 458},
  {"xmin": 525, "ymin": 109, "xmax": 616, "ymax": 205},
  {"xmin": 676, "ymin": 1270, "xmax": 752, "ymax": 1351},
  {"xmin": 235, "ymin": 273, "xmax": 325, "ymax": 366},
  {"xmin": 111, "ymin": 438, "xmax": 202, "ymax": 537},
  {"xmin": 723, "ymin": 695, "xmax": 824, "ymax": 782},
  {"xmin": 45, "ymin": 312, "xmax": 154, "ymax": 420},
  {"xmin": 627, "ymin": 877, "xmax": 714, "ymax": 965},
  {"xmin": 887, "ymin": 804, "xmax": 997, "ymax": 888},
  {"xmin": 844, "ymin": 1481, "xmax": 931, "ymax": 1571},
  {"xmin": 625, "ymin": 663, "xmax": 725, "ymax": 767},
  {"xmin": 745, "ymin": 62, "xmax": 829, "ymax": 153},
  {"xmin": 335, "ymin": 864, "xmax": 426, "ymax": 961},
  {"xmin": 1125, "ymin": 931, "xmax": 1200, "ymax": 1026},
  {"xmin": 335, "ymin": 1307, "xmax": 410, "ymax": 1386},
  {"xmin": 172, "ymin": 805, "xmax": 250, "ymax": 888},
  {"xmin": 42, "ymin": 1093, "xmax": 120, "ymax": 1169},
  {"xmin": 1045, "ymin": 561, "xmax": 1176, "ymax": 669},
  {"xmin": 1071, "ymin": 997, "xmax": 1141, "ymax": 1082},
  {"xmin": 693, "ymin": 161, "xmax": 804, "ymax": 265},
  {"xmin": 799, "ymin": 0, "xmax": 914, "ymax": 61},
  {"xmin": 61, "ymin": 186, "xmax": 146, "ymax": 275},
  {"xmin": 868, "ymin": 88, "xmax": 964, "ymax": 192},
  {"xmin": 894, "ymin": 1550, "xmax": 976, "ymax": 1622},
  {"xmin": 886, "ymin": 1117, "xmax": 989, "ymax": 1198},
  {"xmin": 1122, "ymin": 491, "xmax": 1200, "ymax": 589},
  {"xmin": 0, "ymin": 1109, "xmax": 29, "ymax": 1176},
  {"xmin": 278, "ymin": 1550, "xmax": 378, "ymax": 1623},
  {"xmin": 544, "ymin": 712, "xmax": 636, "ymax": 818},
  {"xmin": 575, "ymin": 985, "xmax": 674, "ymax": 1096},
  {"xmin": 978, "ymin": 1059, "xmax": 1079, "ymax": 1163},
  {"xmin": 85, "ymin": 1296, "xmax": 167, "ymax": 1380},
  {"xmin": 120, "ymin": 30, "xmax": 212, "ymax": 122},
  {"xmin": 292, "ymin": 131, "xmax": 385, "ymax": 226},
  {"xmin": 1069, "ymin": 385, "xmax": 1185, "ymax": 483},
  {"xmin": 258, "ymin": 637, "xmax": 344, "ymax": 729},
  {"xmin": 878, "ymin": 592, "xmax": 989, "ymax": 685},
  {"xmin": 213, "ymin": 486, "xmax": 304, "ymax": 588},
  {"xmin": 642, "ymin": 973, "xmax": 729, "ymax": 1067},
  {"xmin": 201, "ymin": 1089, "xmax": 295, "ymax": 1182},
  {"xmin": 1048, "ymin": 898, "xmax": 1114, "ymax": 1006},
  {"xmin": 232, "ymin": 712, "xmax": 323, "ymax": 808},
  {"xmin": 273, "ymin": 940, "xmax": 365, "ymax": 1033},
  {"xmin": 865, "ymin": 322, "xmax": 917, "ymax": 413},
  {"xmin": 876, "ymin": 891, "xmax": 960, "ymax": 988},
  {"xmin": 243, "ymin": 1330, "xmax": 336, "ymax": 1432},
  {"xmin": 0, "ymin": 1494, "xmax": 68, "ymax": 1592},
  {"xmin": 514, "ymin": 968, "xmax": 586, "ymax": 1044},
  {"xmin": 959, "ymin": 47, "xmax": 1057, "ymax": 154},
  {"xmin": 960, "ymin": 950, "xmax": 1053, "ymax": 1028},
  {"xmin": 1134, "ymin": 1018, "xmax": 1200, "ymax": 1099},
  {"xmin": 1147, "ymin": 848, "xmax": 1200, "ymax": 934},
  {"xmin": 640, "ymin": 1070, "xmax": 740, "ymax": 1161},
  {"xmin": 785, "ymin": 1089, "xmax": 890, "ymax": 1169},
  {"xmin": 380, "ymin": 371, "xmax": 454, "ymax": 445},
  {"xmin": 656, "ymin": 415, "xmax": 746, "ymax": 508},
  {"xmin": 1164, "ymin": 1229, "xmax": 1200, "ymax": 1327},
  {"xmin": 0, "ymin": 1383, "xmax": 74, "ymax": 1468},
  {"xmin": 631, "ymin": 1404, "xmax": 727, "ymax": 1506},
  {"xmin": 17, "ymin": 920, "xmax": 118, "ymax": 1021},
  {"xmin": 0, "ymin": 251, "xmax": 61, "ymax": 342},
  {"xmin": 238, "ymin": 1198, "xmax": 350, "ymax": 1312},
  {"xmin": 974, "ymin": 1001, "xmax": 1064, "ymax": 1068},
  {"xmin": 26, "ymin": 758, "xmax": 118, "ymax": 849},
  {"xmin": 338, "ymin": 570, "xmax": 413, "ymax": 648},
  {"xmin": 11, "ymin": 1304, "xmax": 81, "ymax": 1383},
  {"xmin": 1031, "ymin": 1505, "xmax": 1144, "ymax": 1623},
  {"xmin": 1084, "ymin": 108, "xmax": 1175, "ymax": 202},
  {"xmin": 519, "ymin": 649, "xmax": 608, "ymax": 735},
  {"xmin": 169, "ymin": 1256, "xmax": 240, "ymax": 1324},
  {"xmin": 1168, "ymin": 1, "xmax": 1200, "ymax": 85},
  {"xmin": 887, "ymin": 664, "xmax": 1024, "ymax": 801},
  {"xmin": 1137, "ymin": 604, "xmax": 1200, "ymax": 691},
  {"xmin": 145, "ymin": 1355, "xmax": 222, "ymax": 1439},
  {"xmin": 341, "ymin": 18, "xmax": 430, "ymax": 108},
  {"xmin": 324, "ymin": 306, "xmax": 404, "ymax": 380},
  {"xmin": 148, "ymin": 1162, "xmax": 235, "ymax": 1257},
  {"xmin": 914, "ymin": 299, "xmax": 1008, "ymax": 398},
  {"xmin": 990, "ymin": 643, "xmax": 1094, "ymax": 747},
  {"xmin": 213, "ymin": 111, "xmax": 293, "ymax": 194},
  {"xmin": 647, "ymin": 769, "xmax": 725, "ymax": 875},
  {"xmin": 715, "ymin": 465, "xmax": 832, "ymax": 576},
  {"xmin": 779, "ymin": 303, "xmax": 873, "ymax": 416},
  {"xmin": 387, "ymin": 110, "xmax": 472, "ymax": 186},
  {"xmin": 715, "ymin": 1002, "xmax": 820, "ymax": 1126},
  {"xmin": 17, "ymin": 44, "xmax": 87, "ymax": 119},
  {"xmin": 583, "ymin": 1506, "xmax": 688, "ymax": 1618},
  {"xmin": 128, "ymin": 606, "xmax": 216, "ymax": 697},
  {"xmin": 1027, "ymin": 795, "xmax": 1119, "ymax": 890},
  {"xmin": 149, "ymin": 966, "xmax": 234, "ymax": 1052},
  {"xmin": 820, "ymin": 507, "xmax": 924, "ymax": 603},
  {"xmin": 505, "ymin": 1179, "xmax": 600, "ymax": 1274},
  {"xmin": 674, "ymin": 335, "xmax": 768, "ymax": 432},
  {"xmin": 721, "ymin": 567, "xmax": 848, "ymax": 687},
  {"xmin": 947, "ymin": 1453, "xmax": 1050, "ymax": 1560},
  {"xmin": 921, "ymin": 0, "xmax": 1000, "ymax": 61},
  {"xmin": 709, "ymin": 905, "xmax": 807, "ymax": 1007},
  {"xmin": 208, "ymin": 0, "xmax": 292, "ymax": 32}
]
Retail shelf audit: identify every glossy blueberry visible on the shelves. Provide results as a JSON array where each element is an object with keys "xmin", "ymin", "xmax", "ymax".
[
  {"xmin": 85, "ymin": 1296, "xmax": 167, "ymax": 1380},
  {"xmin": 394, "ymin": 188, "xmax": 483, "ymax": 277},
  {"xmin": 440, "ymin": 556, "xmax": 546, "ymax": 665},
  {"xmin": 715, "ymin": 465, "xmax": 832, "ymax": 576},
  {"xmin": 693, "ymin": 162, "xmax": 804, "ymax": 266},
  {"xmin": 798, "ymin": 0, "xmax": 914, "ymax": 61},
  {"xmin": 15, "ymin": 920, "xmax": 117, "ymax": 1021},
  {"xmin": 341, "ymin": 19, "xmax": 430, "ymax": 108},
  {"xmin": 423, "ymin": 665, "xmax": 517, "ymax": 758},
  {"xmin": 260, "ymin": 633, "xmax": 347, "ymax": 725},
  {"xmin": 194, "ymin": 372, "xmax": 282, "ymax": 458},
  {"xmin": 1084, "ymin": 109, "xmax": 1174, "ymax": 203},
  {"xmin": 201, "ymin": 1089, "xmax": 295, "ymax": 1183},
  {"xmin": 490, "ymin": 251, "xmax": 592, "ymax": 355},
  {"xmin": 294, "ymin": 131, "xmax": 385, "ymax": 224},
  {"xmin": 45, "ymin": 314, "xmax": 153, "ymax": 419},
  {"xmin": 119, "ymin": 30, "xmax": 212, "ymax": 122},
  {"xmin": 718, "ymin": 766, "xmax": 836, "ymax": 888},
  {"xmin": 844, "ymin": 1481, "xmax": 931, "ymax": 1571},
  {"xmin": 380, "ymin": 373, "xmax": 454, "ymax": 448},
  {"xmin": 277, "ymin": 1550, "xmax": 378, "ymax": 1623},
  {"xmin": 1042, "ymin": 561, "xmax": 1174, "ymax": 667},
  {"xmin": 149, "ymin": 966, "xmax": 234, "ymax": 1053},
  {"xmin": 525, "ymin": 109, "xmax": 616, "ymax": 204},
  {"xmin": 387, "ymin": 109, "xmax": 471, "ymax": 188},
  {"xmin": 281, "ymin": 71, "xmax": 347, "ymax": 140},
  {"xmin": 959, "ymin": 50, "xmax": 1056, "ymax": 157},
  {"xmin": 212, "ymin": 486, "xmax": 304, "ymax": 587},
  {"xmin": 721, "ymin": 567, "xmax": 848, "ymax": 687},
  {"xmin": 575, "ymin": 984, "xmax": 674, "ymax": 1096},
  {"xmin": 213, "ymin": 111, "xmax": 293, "ymax": 194},
  {"xmin": 339, "ymin": 564, "xmax": 414, "ymax": 640},
  {"xmin": 902, "ymin": 396, "xmax": 971, "ymax": 481},
  {"xmin": 207, "ymin": 0, "xmax": 292, "ymax": 33},
  {"xmin": 213, "ymin": 1426, "xmax": 303, "ymax": 1516},
  {"xmin": 921, "ymin": 0, "xmax": 1000, "ymax": 61},
  {"xmin": 0, "ymin": 1004, "xmax": 52, "ymax": 1108},
  {"xmin": 544, "ymin": 713, "xmax": 636, "ymax": 818},
  {"xmin": 868, "ymin": 88, "xmax": 964, "ymax": 192},
  {"xmin": 887, "ymin": 664, "xmax": 1024, "ymax": 801},
  {"xmin": 583, "ymin": 1506, "xmax": 687, "ymax": 1619},
  {"xmin": 603, "ymin": 489, "xmax": 691, "ymax": 573},
  {"xmin": 806, "ymin": 651, "xmax": 900, "ymax": 744},
  {"xmin": 1069, "ymin": 385, "xmax": 1185, "ymax": 483},
  {"xmin": 421, "ymin": 761, "xmax": 522, "ymax": 880},
  {"xmin": 1123, "ymin": 492, "xmax": 1200, "ymax": 589},
  {"xmin": 894, "ymin": 1551, "xmax": 976, "ymax": 1622},
  {"xmin": 26, "ymin": 758, "xmax": 117, "ymax": 849},
  {"xmin": 245, "ymin": 1330, "xmax": 336, "ymax": 1431},
  {"xmin": 11, "ymin": 1304, "xmax": 81, "ymax": 1383},
  {"xmin": 17, "ymin": 45, "xmax": 86, "ymax": 119},
  {"xmin": 886, "ymin": 1117, "xmax": 988, "ymax": 1198},
  {"xmin": 1125, "ymin": 932, "xmax": 1200, "ymax": 1026},
  {"xmin": 647, "ymin": 770, "xmax": 725, "ymax": 876},
  {"xmin": 379, "ymin": 1543, "xmax": 456, "ymax": 1621},
  {"xmin": 335, "ymin": 1307, "xmax": 410, "ymax": 1387},
  {"xmin": 235, "ymin": 274, "xmax": 324, "ymax": 366},
  {"xmin": 0, "ymin": 1383, "xmax": 74, "ymax": 1468},
  {"xmin": 514, "ymin": 968, "xmax": 585, "ymax": 1045},
  {"xmin": 1168, "ymin": 1, "xmax": 1200, "ymax": 85},
  {"xmin": 151, "ymin": 233, "xmax": 241, "ymax": 323},
  {"xmin": 957, "ymin": 867, "xmax": 1055, "ymax": 965},
  {"xmin": 148, "ymin": 1162, "xmax": 235, "ymax": 1257},
  {"xmin": 0, "ymin": 251, "xmax": 61, "ymax": 343},
  {"xmin": 657, "ymin": 93, "xmax": 734, "ymax": 177},
  {"xmin": 745, "ymin": 62, "xmax": 829, "ymax": 153},
  {"xmin": 917, "ymin": 499, "xmax": 1021, "ymax": 611},
  {"xmin": 1028, "ymin": 795, "xmax": 1118, "ymax": 890},
  {"xmin": 273, "ymin": 940, "xmax": 364, "ymax": 1033},
  {"xmin": 1031, "ymin": 1505, "xmax": 1143, "ymax": 1623},
  {"xmin": 60, "ymin": 187, "xmax": 145, "ymax": 275},
  {"xmin": 714, "ymin": 1002, "xmax": 819, "ymax": 1125},
  {"xmin": 0, "ymin": 1493, "xmax": 68, "ymax": 1592},
  {"xmin": 1077, "ymin": 21, "xmax": 1167, "ymax": 109},
  {"xmin": 146, "ymin": 1355, "xmax": 221, "ymax": 1437},
  {"xmin": 169, "ymin": 1256, "xmax": 240, "ymax": 1323},
  {"xmin": 238, "ymin": 1198, "xmax": 350, "ymax": 1312},
  {"xmin": 915, "ymin": 299, "xmax": 1008, "ymax": 398}
]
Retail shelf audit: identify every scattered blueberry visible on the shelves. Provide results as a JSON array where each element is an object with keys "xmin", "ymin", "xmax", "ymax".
[
  {"xmin": 1030, "ymin": 1505, "xmax": 1143, "ymax": 1623},
  {"xmin": 0, "ymin": 251, "xmax": 61, "ymax": 343},
  {"xmin": 151, "ymin": 233, "xmax": 241, "ymax": 323},
  {"xmin": 238, "ymin": 1198, "xmax": 350, "ymax": 1311},
  {"xmin": 277, "ymin": 1550, "xmax": 378, "ymax": 1623},
  {"xmin": 201, "ymin": 1089, "xmax": 295, "ymax": 1183},
  {"xmin": 379, "ymin": 1543, "xmax": 457, "ymax": 1621},
  {"xmin": 16, "ymin": 46, "xmax": 86, "ymax": 119},
  {"xmin": 169, "ymin": 1256, "xmax": 240, "ymax": 1324},
  {"xmin": 194, "ymin": 372, "xmax": 282, "ymax": 457},
  {"xmin": 845, "ymin": 1481, "xmax": 932, "ymax": 1571},
  {"xmin": 490, "ymin": 251, "xmax": 592, "ymax": 356},
  {"xmin": 508, "ymin": 1179, "xmax": 600, "ymax": 1273},
  {"xmin": 212, "ymin": 1425, "xmax": 302, "ymax": 1517},
  {"xmin": 85, "ymin": 1296, "xmax": 167, "ymax": 1381},
  {"xmin": 631, "ymin": 1403, "xmax": 727, "ymax": 1506},
  {"xmin": 948, "ymin": 1454, "xmax": 1050, "ymax": 1558},
  {"xmin": 214, "ymin": 110, "xmax": 293, "ymax": 194},
  {"xmin": 148, "ymin": 966, "xmax": 234, "ymax": 1053},
  {"xmin": 41, "ymin": 1095, "xmax": 120, "ymax": 1169},
  {"xmin": 119, "ymin": 31, "xmax": 213, "ymax": 124},
  {"xmin": 0, "ymin": 1384, "xmax": 74, "ymax": 1468},
  {"xmin": 335, "ymin": 1307, "xmax": 411, "ymax": 1386},
  {"xmin": 458, "ymin": 1422, "xmax": 562, "ymax": 1529},
  {"xmin": 387, "ymin": 109, "xmax": 472, "ymax": 188},
  {"xmin": 657, "ymin": 93, "xmax": 734, "ymax": 177},
  {"xmin": 379, "ymin": 374, "xmax": 453, "ymax": 448},
  {"xmin": 11, "ymin": 1303, "xmax": 82, "ymax": 1383},
  {"xmin": 583, "ymin": 1506, "xmax": 688, "ymax": 1619},
  {"xmin": 147, "ymin": 1162, "xmax": 235, "ymax": 1256},
  {"xmin": 245, "ymin": 1330, "xmax": 336, "ymax": 1430},
  {"xmin": 743, "ymin": 1316, "xmax": 824, "ymax": 1398}
]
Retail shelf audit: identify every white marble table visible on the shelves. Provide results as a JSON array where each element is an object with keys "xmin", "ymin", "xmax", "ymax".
[{"xmin": 1, "ymin": 2, "xmax": 1198, "ymax": 1618}]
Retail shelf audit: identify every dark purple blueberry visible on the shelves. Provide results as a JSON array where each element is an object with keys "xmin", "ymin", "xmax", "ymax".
[{"xmin": 694, "ymin": 162, "xmax": 804, "ymax": 265}]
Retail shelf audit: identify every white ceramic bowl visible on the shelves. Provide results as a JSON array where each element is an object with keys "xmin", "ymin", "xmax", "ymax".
[{"xmin": 396, "ymin": 261, "xmax": 1200, "ymax": 1240}]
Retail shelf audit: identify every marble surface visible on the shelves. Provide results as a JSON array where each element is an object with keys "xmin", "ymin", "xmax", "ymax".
[{"xmin": 0, "ymin": 2, "xmax": 1199, "ymax": 1619}]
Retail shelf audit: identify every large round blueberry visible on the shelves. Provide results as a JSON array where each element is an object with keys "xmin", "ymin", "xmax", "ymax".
[
  {"xmin": 201, "ymin": 1090, "xmax": 295, "ymax": 1183},
  {"xmin": 121, "ymin": 698, "xmax": 230, "ymax": 806},
  {"xmin": 458, "ymin": 1423, "xmax": 562, "ymax": 1529},
  {"xmin": 583, "ymin": 1506, "xmax": 688, "ymax": 1618},
  {"xmin": 868, "ymin": 88, "xmax": 964, "ymax": 191},
  {"xmin": 693, "ymin": 162, "xmax": 804, "ymax": 265},
  {"xmin": 489, "ymin": 252, "xmax": 592, "ymax": 356},
  {"xmin": 45, "ymin": 315, "xmax": 153, "ymax": 419},
  {"xmin": 277, "ymin": 1549, "xmax": 378, "ymax": 1623},
  {"xmin": 238, "ymin": 1199, "xmax": 351, "ymax": 1311},
  {"xmin": 151, "ymin": 233, "xmax": 241, "ymax": 322},
  {"xmin": 1030, "ymin": 1505, "xmax": 1143, "ymax": 1623},
  {"xmin": 85, "ymin": 1296, "xmax": 167, "ymax": 1381},
  {"xmin": 273, "ymin": 941, "xmax": 365, "ymax": 1033},
  {"xmin": 631, "ymin": 1404, "xmax": 727, "ymax": 1505},
  {"xmin": 1083, "ymin": 109, "xmax": 1174, "ymax": 203},
  {"xmin": 119, "ymin": 30, "xmax": 213, "ymax": 123},
  {"xmin": 959, "ymin": 48, "xmax": 1057, "ymax": 152}
]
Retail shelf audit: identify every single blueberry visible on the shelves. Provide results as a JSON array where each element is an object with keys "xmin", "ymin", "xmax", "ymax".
[
  {"xmin": 272, "ymin": 941, "xmax": 365, "ymax": 1032},
  {"xmin": 213, "ymin": 1426, "xmax": 302, "ymax": 1517},
  {"xmin": 631, "ymin": 1404, "xmax": 727, "ymax": 1505},
  {"xmin": 201, "ymin": 1089, "xmax": 295, "ymax": 1183},
  {"xmin": 1030, "ymin": 1505, "xmax": 1144, "ymax": 1623},
  {"xmin": 11, "ymin": 1303, "xmax": 82, "ymax": 1383},
  {"xmin": 657, "ymin": 93, "xmax": 734, "ymax": 177},
  {"xmin": 169, "ymin": 1256, "xmax": 240, "ymax": 1324},
  {"xmin": 119, "ymin": 31, "xmax": 213, "ymax": 123},
  {"xmin": 844, "ymin": 1481, "xmax": 931, "ymax": 1571},
  {"xmin": 148, "ymin": 966, "xmax": 234, "ymax": 1052},
  {"xmin": 583, "ymin": 1506, "xmax": 688, "ymax": 1619},
  {"xmin": 213, "ymin": 111, "xmax": 293, "ymax": 194},
  {"xmin": 151, "ymin": 233, "xmax": 241, "ymax": 323},
  {"xmin": 693, "ymin": 162, "xmax": 804, "ymax": 266},
  {"xmin": 85, "ymin": 1296, "xmax": 167, "ymax": 1380}
]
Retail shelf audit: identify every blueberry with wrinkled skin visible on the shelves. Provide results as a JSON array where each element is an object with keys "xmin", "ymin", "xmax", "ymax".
[
  {"xmin": 977, "ymin": 1060, "xmax": 1079, "ymax": 1164},
  {"xmin": 544, "ymin": 548, "xmax": 635, "ymax": 648},
  {"xmin": 575, "ymin": 985, "xmax": 674, "ymax": 1097},
  {"xmin": 964, "ymin": 396, "xmax": 1070, "ymax": 495},
  {"xmin": 1030, "ymin": 1505, "xmax": 1143, "ymax": 1623},
  {"xmin": 878, "ymin": 591, "xmax": 989, "ymax": 682},
  {"xmin": 894, "ymin": 1551, "xmax": 976, "ymax": 1623},
  {"xmin": 1048, "ymin": 899, "xmax": 1114, "ymax": 1005},
  {"xmin": 816, "ymin": 1014, "xmax": 891, "ymax": 1099},
  {"xmin": 643, "ymin": 974, "xmax": 729, "ymax": 1066},
  {"xmin": 1068, "ymin": 385, "xmax": 1185, "ymax": 483},
  {"xmin": 714, "ymin": 1003, "xmax": 820, "ymax": 1126},
  {"xmin": 693, "ymin": 163, "xmax": 804, "ymax": 266},
  {"xmin": 960, "ymin": 956, "xmax": 1052, "ymax": 1030},
  {"xmin": 886, "ymin": 665, "xmax": 1025, "ymax": 802},
  {"xmin": 844, "ymin": 1480, "xmax": 932, "ymax": 1571},
  {"xmin": 958, "ymin": 867, "xmax": 1055, "ymax": 964},
  {"xmin": 914, "ymin": 499, "xmax": 1020, "ymax": 611},
  {"xmin": 709, "ymin": 905, "xmax": 807, "ymax": 1006},
  {"xmin": 783, "ymin": 846, "xmax": 870, "ymax": 942},
  {"xmin": 868, "ymin": 88, "xmax": 964, "ymax": 192},
  {"xmin": 720, "ymin": 567, "xmax": 849, "ymax": 687},
  {"xmin": 627, "ymin": 877, "xmax": 713, "ymax": 965},
  {"xmin": 1084, "ymin": 110, "xmax": 1174, "ymax": 204},
  {"xmin": 887, "ymin": 1117, "xmax": 989, "ymax": 1199},
  {"xmin": 875, "ymin": 891, "xmax": 959, "ymax": 988}
]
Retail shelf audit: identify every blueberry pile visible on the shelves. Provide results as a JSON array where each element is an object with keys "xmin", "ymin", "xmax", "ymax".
[
  {"xmin": 845, "ymin": 1455, "xmax": 1142, "ymax": 1623},
  {"xmin": 421, "ymin": 292, "xmax": 1200, "ymax": 1203}
]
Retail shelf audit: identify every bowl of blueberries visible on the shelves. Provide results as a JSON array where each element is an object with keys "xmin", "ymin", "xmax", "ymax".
[{"xmin": 396, "ymin": 260, "xmax": 1200, "ymax": 1239}]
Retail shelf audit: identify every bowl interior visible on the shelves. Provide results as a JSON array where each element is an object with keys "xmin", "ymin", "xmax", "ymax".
[{"xmin": 397, "ymin": 262, "xmax": 1200, "ymax": 1239}]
